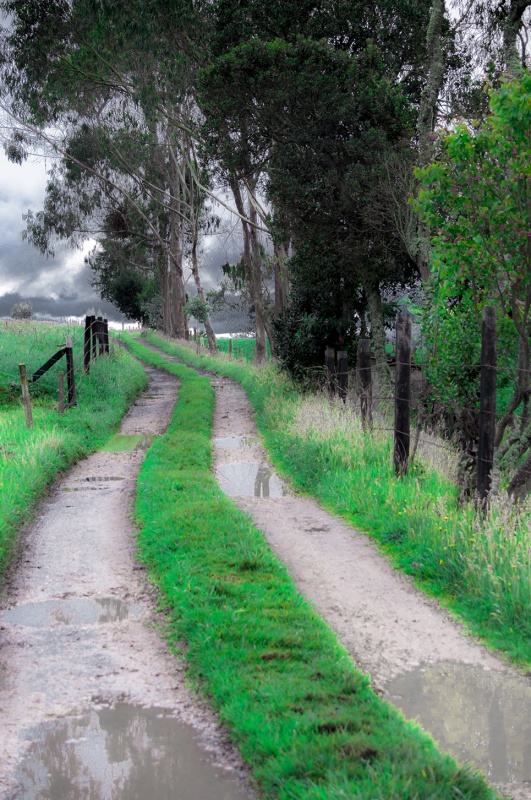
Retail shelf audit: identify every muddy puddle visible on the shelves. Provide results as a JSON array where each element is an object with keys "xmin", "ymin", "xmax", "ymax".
[
  {"xmin": 386, "ymin": 661, "xmax": 531, "ymax": 782},
  {"xmin": 1, "ymin": 598, "xmax": 143, "ymax": 628},
  {"xmin": 213, "ymin": 437, "xmax": 259, "ymax": 450},
  {"xmin": 6, "ymin": 703, "xmax": 249, "ymax": 800},
  {"xmin": 215, "ymin": 462, "xmax": 288, "ymax": 498}
]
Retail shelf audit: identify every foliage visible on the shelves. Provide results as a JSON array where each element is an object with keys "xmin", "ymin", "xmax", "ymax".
[
  {"xmin": 10, "ymin": 300, "xmax": 32, "ymax": 319},
  {"xmin": 183, "ymin": 294, "xmax": 211, "ymax": 325},
  {"xmin": 0, "ymin": 322, "xmax": 146, "ymax": 583},
  {"xmin": 416, "ymin": 75, "xmax": 531, "ymax": 490},
  {"xmin": 125, "ymin": 333, "xmax": 498, "ymax": 800}
]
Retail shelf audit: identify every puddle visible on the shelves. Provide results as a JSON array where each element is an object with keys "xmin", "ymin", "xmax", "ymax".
[
  {"xmin": 1, "ymin": 598, "xmax": 143, "ymax": 628},
  {"xmin": 214, "ymin": 437, "xmax": 259, "ymax": 450},
  {"xmin": 215, "ymin": 462, "xmax": 288, "ymax": 498},
  {"xmin": 386, "ymin": 662, "xmax": 531, "ymax": 781},
  {"xmin": 6, "ymin": 703, "xmax": 249, "ymax": 800}
]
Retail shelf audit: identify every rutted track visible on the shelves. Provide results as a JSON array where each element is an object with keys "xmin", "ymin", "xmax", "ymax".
[
  {"xmin": 145, "ymin": 339, "xmax": 531, "ymax": 800},
  {"xmin": 0, "ymin": 365, "xmax": 251, "ymax": 799}
]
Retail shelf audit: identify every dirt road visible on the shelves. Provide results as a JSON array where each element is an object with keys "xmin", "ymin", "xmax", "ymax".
[
  {"xmin": 0, "ymin": 366, "xmax": 251, "ymax": 800},
  {"xmin": 211, "ymin": 372, "xmax": 531, "ymax": 800}
]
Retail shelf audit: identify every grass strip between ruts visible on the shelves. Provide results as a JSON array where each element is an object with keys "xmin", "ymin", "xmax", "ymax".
[
  {"xmin": 141, "ymin": 331, "xmax": 531, "ymax": 669},
  {"xmin": 124, "ymin": 334, "xmax": 497, "ymax": 800}
]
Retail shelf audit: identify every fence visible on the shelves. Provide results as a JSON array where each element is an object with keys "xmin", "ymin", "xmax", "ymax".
[
  {"xmin": 325, "ymin": 307, "xmax": 499, "ymax": 503},
  {"xmin": 17, "ymin": 314, "xmax": 110, "ymax": 428}
]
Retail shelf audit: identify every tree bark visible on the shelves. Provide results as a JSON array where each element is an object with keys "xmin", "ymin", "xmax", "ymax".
[
  {"xmin": 229, "ymin": 175, "xmax": 275, "ymax": 362},
  {"xmin": 165, "ymin": 146, "xmax": 187, "ymax": 338},
  {"xmin": 415, "ymin": 0, "xmax": 447, "ymax": 284}
]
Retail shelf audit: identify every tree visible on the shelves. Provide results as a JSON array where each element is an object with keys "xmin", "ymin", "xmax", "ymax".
[
  {"xmin": 416, "ymin": 74, "xmax": 531, "ymax": 497},
  {"xmin": 0, "ymin": 0, "xmax": 210, "ymax": 338},
  {"xmin": 201, "ymin": 38, "xmax": 415, "ymax": 383}
]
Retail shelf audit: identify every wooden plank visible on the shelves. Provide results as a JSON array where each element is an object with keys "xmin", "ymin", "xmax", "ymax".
[
  {"xmin": 84, "ymin": 315, "xmax": 94, "ymax": 372},
  {"xmin": 65, "ymin": 335, "xmax": 76, "ymax": 407},
  {"xmin": 32, "ymin": 348, "xmax": 66, "ymax": 383}
]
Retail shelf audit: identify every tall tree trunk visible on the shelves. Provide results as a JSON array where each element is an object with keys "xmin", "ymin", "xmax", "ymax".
[
  {"xmin": 164, "ymin": 148, "xmax": 187, "ymax": 338},
  {"xmin": 191, "ymin": 238, "xmax": 217, "ymax": 353},
  {"xmin": 415, "ymin": 0, "xmax": 447, "ymax": 284},
  {"xmin": 503, "ymin": 1, "xmax": 531, "ymax": 76},
  {"xmin": 365, "ymin": 282, "xmax": 392, "ymax": 397},
  {"xmin": 229, "ymin": 175, "xmax": 275, "ymax": 363}
]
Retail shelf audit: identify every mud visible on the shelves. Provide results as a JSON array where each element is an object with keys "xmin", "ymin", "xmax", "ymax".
[
  {"xmin": 0, "ymin": 366, "xmax": 252, "ymax": 799},
  {"xmin": 210, "ymin": 373, "xmax": 531, "ymax": 800}
]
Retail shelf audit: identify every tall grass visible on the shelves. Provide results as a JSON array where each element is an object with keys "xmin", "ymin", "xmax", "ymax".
[
  {"xmin": 0, "ymin": 324, "xmax": 147, "ymax": 581},
  {"xmin": 123, "ymin": 334, "xmax": 498, "ymax": 800},
  {"xmin": 144, "ymin": 331, "xmax": 531, "ymax": 669}
]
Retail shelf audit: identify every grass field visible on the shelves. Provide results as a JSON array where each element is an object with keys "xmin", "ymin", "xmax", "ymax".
[
  {"xmin": 123, "ymin": 333, "xmax": 497, "ymax": 800},
  {"xmin": 0, "ymin": 321, "xmax": 146, "ymax": 582},
  {"xmin": 143, "ymin": 331, "xmax": 531, "ymax": 669}
]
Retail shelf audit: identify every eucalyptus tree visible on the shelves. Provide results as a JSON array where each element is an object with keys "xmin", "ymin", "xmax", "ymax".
[{"xmin": 0, "ymin": 0, "xmax": 213, "ymax": 339}]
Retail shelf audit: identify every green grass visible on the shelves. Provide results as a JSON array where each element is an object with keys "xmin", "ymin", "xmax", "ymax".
[
  {"xmin": 122, "ymin": 333, "xmax": 497, "ymax": 800},
  {"xmin": 0, "ymin": 323, "xmax": 147, "ymax": 582},
  {"xmin": 215, "ymin": 336, "xmax": 271, "ymax": 362},
  {"xmin": 141, "ymin": 331, "xmax": 531, "ymax": 670}
]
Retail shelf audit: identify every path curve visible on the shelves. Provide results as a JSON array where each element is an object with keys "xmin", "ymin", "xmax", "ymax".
[
  {"xmin": 208, "ymin": 372, "xmax": 531, "ymax": 800},
  {"xmin": 0, "ymin": 365, "xmax": 251, "ymax": 799}
]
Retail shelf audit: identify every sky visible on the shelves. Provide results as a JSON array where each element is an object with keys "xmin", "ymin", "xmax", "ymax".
[
  {"xmin": 0, "ymin": 148, "xmax": 240, "ymax": 324},
  {"xmin": 0, "ymin": 148, "xmax": 127, "ymax": 320}
]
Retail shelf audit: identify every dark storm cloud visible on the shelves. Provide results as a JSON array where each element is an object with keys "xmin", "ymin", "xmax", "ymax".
[{"xmin": 0, "ymin": 153, "xmax": 124, "ymax": 320}]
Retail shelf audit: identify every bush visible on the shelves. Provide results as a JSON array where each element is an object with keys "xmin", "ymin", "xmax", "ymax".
[{"xmin": 11, "ymin": 300, "xmax": 32, "ymax": 320}]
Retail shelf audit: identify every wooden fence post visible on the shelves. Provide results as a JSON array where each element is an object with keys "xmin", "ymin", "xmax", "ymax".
[
  {"xmin": 103, "ymin": 318, "xmax": 109, "ymax": 354},
  {"xmin": 337, "ymin": 350, "xmax": 349, "ymax": 403},
  {"xmin": 357, "ymin": 339, "xmax": 373, "ymax": 430},
  {"xmin": 19, "ymin": 364, "xmax": 33, "ymax": 428},
  {"xmin": 58, "ymin": 370, "xmax": 65, "ymax": 415},
  {"xmin": 91, "ymin": 315, "xmax": 98, "ymax": 361},
  {"xmin": 96, "ymin": 315, "xmax": 104, "ymax": 355},
  {"xmin": 476, "ymin": 306, "xmax": 497, "ymax": 504},
  {"xmin": 325, "ymin": 347, "xmax": 336, "ymax": 397},
  {"xmin": 83, "ymin": 315, "xmax": 93, "ymax": 373},
  {"xmin": 65, "ymin": 335, "xmax": 76, "ymax": 407},
  {"xmin": 229, "ymin": 338, "xmax": 233, "ymax": 360},
  {"xmin": 394, "ymin": 311, "xmax": 411, "ymax": 477}
]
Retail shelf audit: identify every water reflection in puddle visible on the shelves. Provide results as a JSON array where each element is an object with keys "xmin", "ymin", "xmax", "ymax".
[
  {"xmin": 215, "ymin": 462, "xmax": 287, "ymax": 498},
  {"xmin": 386, "ymin": 662, "xmax": 531, "ymax": 781},
  {"xmin": 214, "ymin": 437, "xmax": 259, "ymax": 450},
  {"xmin": 6, "ymin": 703, "xmax": 249, "ymax": 800},
  {"xmin": 1, "ymin": 598, "xmax": 143, "ymax": 628}
]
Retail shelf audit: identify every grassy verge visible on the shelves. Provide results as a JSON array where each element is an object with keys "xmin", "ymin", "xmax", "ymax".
[
  {"xmin": 0, "ymin": 325, "xmax": 147, "ymax": 582},
  {"xmin": 141, "ymin": 332, "xmax": 531, "ymax": 669},
  {"xmin": 124, "ymin": 333, "xmax": 497, "ymax": 800}
]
